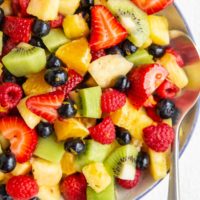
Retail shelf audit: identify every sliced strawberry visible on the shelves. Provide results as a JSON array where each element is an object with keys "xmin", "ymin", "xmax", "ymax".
[
  {"xmin": 89, "ymin": 5, "xmax": 128, "ymax": 51},
  {"xmin": 166, "ymin": 47, "xmax": 184, "ymax": 67},
  {"xmin": 19, "ymin": 0, "xmax": 30, "ymax": 16},
  {"xmin": 26, "ymin": 91, "xmax": 65, "ymax": 123},
  {"xmin": 2, "ymin": 39, "xmax": 18, "ymax": 56},
  {"xmin": 50, "ymin": 14, "xmax": 64, "ymax": 28},
  {"xmin": 3, "ymin": 16, "xmax": 33, "ymax": 43},
  {"xmin": 143, "ymin": 95, "xmax": 157, "ymax": 108},
  {"xmin": 0, "ymin": 117, "xmax": 38, "ymax": 163},
  {"xmin": 145, "ymin": 106, "xmax": 162, "ymax": 122},
  {"xmin": 91, "ymin": 49, "xmax": 106, "ymax": 61},
  {"xmin": 128, "ymin": 64, "xmax": 168, "ymax": 108},
  {"xmin": 131, "ymin": 0, "xmax": 174, "ymax": 14}
]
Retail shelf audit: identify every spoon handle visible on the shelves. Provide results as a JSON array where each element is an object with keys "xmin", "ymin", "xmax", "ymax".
[{"xmin": 168, "ymin": 125, "xmax": 180, "ymax": 200}]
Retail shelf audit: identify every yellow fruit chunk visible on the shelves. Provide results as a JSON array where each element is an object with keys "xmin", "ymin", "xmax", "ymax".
[
  {"xmin": 32, "ymin": 158, "xmax": 62, "ymax": 186},
  {"xmin": 23, "ymin": 70, "xmax": 53, "ymax": 96},
  {"xmin": 83, "ymin": 162, "xmax": 111, "ymax": 193},
  {"xmin": 63, "ymin": 14, "xmax": 89, "ymax": 39},
  {"xmin": 141, "ymin": 38, "xmax": 153, "ymax": 48},
  {"xmin": 1, "ymin": 173, "xmax": 12, "ymax": 184},
  {"xmin": 17, "ymin": 97, "xmax": 41, "ymax": 129},
  {"xmin": 27, "ymin": 0, "xmax": 60, "ymax": 21},
  {"xmin": 159, "ymin": 53, "xmax": 188, "ymax": 89},
  {"xmin": 148, "ymin": 15, "xmax": 169, "ymax": 46},
  {"xmin": 38, "ymin": 185, "xmax": 60, "ymax": 200},
  {"xmin": 11, "ymin": 162, "xmax": 31, "ymax": 176},
  {"xmin": 0, "ymin": 172, "xmax": 5, "ymax": 182},
  {"xmin": 56, "ymin": 38, "xmax": 91, "ymax": 76},
  {"xmin": 0, "ymin": 0, "xmax": 12, "ymax": 16},
  {"xmin": 59, "ymin": 0, "xmax": 80, "ymax": 16},
  {"xmin": 54, "ymin": 118, "xmax": 89, "ymax": 141},
  {"xmin": 94, "ymin": 0, "xmax": 108, "ymax": 6},
  {"xmin": 61, "ymin": 152, "xmax": 77, "ymax": 176}
]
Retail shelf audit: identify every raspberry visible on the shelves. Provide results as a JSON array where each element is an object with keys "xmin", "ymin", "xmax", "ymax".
[
  {"xmin": 2, "ymin": 39, "xmax": 18, "ymax": 56},
  {"xmin": 145, "ymin": 107, "xmax": 162, "ymax": 122},
  {"xmin": 89, "ymin": 117, "xmax": 116, "ymax": 144},
  {"xmin": 60, "ymin": 173, "xmax": 87, "ymax": 200},
  {"xmin": 143, "ymin": 123, "xmax": 174, "ymax": 152},
  {"xmin": 50, "ymin": 14, "xmax": 64, "ymax": 28},
  {"xmin": 101, "ymin": 89, "xmax": 126, "ymax": 113},
  {"xmin": 0, "ymin": 82, "xmax": 23, "ymax": 109},
  {"xmin": 116, "ymin": 169, "xmax": 141, "ymax": 189},
  {"xmin": 6, "ymin": 175, "xmax": 39, "ymax": 200},
  {"xmin": 91, "ymin": 49, "xmax": 106, "ymax": 61}
]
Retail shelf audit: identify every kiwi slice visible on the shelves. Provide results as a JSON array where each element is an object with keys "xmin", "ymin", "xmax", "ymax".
[
  {"xmin": 42, "ymin": 28, "xmax": 70, "ymax": 52},
  {"xmin": 107, "ymin": 0, "xmax": 150, "ymax": 47},
  {"xmin": 104, "ymin": 144, "xmax": 138, "ymax": 180},
  {"xmin": 2, "ymin": 43, "xmax": 46, "ymax": 77},
  {"xmin": 126, "ymin": 49, "xmax": 154, "ymax": 66}
]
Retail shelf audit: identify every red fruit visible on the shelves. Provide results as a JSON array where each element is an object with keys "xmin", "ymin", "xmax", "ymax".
[
  {"xmin": 143, "ymin": 95, "xmax": 157, "ymax": 108},
  {"xmin": 143, "ymin": 123, "xmax": 174, "ymax": 152},
  {"xmin": 3, "ymin": 39, "xmax": 18, "ymax": 55},
  {"xmin": 128, "ymin": 64, "xmax": 168, "ymax": 108},
  {"xmin": 6, "ymin": 175, "xmax": 39, "ymax": 200},
  {"xmin": 166, "ymin": 47, "xmax": 184, "ymax": 67},
  {"xmin": 89, "ymin": 117, "xmax": 116, "ymax": 144},
  {"xmin": 3, "ymin": 16, "xmax": 33, "ymax": 43},
  {"xmin": 155, "ymin": 80, "xmax": 179, "ymax": 99},
  {"xmin": 91, "ymin": 49, "xmax": 106, "ymax": 61},
  {"xmin": 101, "ymin": 89, "xmax": 126, "ymax": 113},
  {"xmin": 11, "ymin": 0, "xmax": 21, "ymax": 16},
  {"xmin": 50, "ymin": 14, "xmax": 64, "ymax": 28},
  {"xmin": 0, "ymin": 117, "xmax": 38, "ymax": 163},
  {"xmin": 19, "ymin": 0, "xmax": 30, "ymax": 16},
  {"xmin": 116, "ymin": 169, "xmax": 141, "ymax": 189},
  {"xmin": 26, "ymin": 90, "xmax": 65, "ymax": 123},
  {"xmin": 89, "ymin": 5, "xmax": 128, "ymax": 51},
  {"xmin": 0, "ymin": 82, "xmax": 23, "ymax": 109},
  {"xmin": 145, "ymin": 106, "xmax": 162, "ymax": 122},
  {"xmin": 61, "ymin": 173, "xmax": 87, "ymax": 200},
  {"xmin": 131, "ymin": 0, "xmax": 174, "ymax": 14}
]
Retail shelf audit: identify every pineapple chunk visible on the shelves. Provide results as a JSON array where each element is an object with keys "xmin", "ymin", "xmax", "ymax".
[
  {"xmin": 11, "ymin": 162, "xmax": 31, "ymax": 176},
  {"xmin": 32, "ymin": 158, "xmax": 62, "ymax": 186},
  {"xmin": 0, "ymin": 172, "xmax": 5, "ymax": 182},
  {"xmin": 89, "ymin": 55, "xmax": 133, "ymax": 88},
  {"xmin": 61, "ymin": 152, "xmax": 77, "ymax": 176},
  {"xmin": 59, "ymin": 0, "xmax": 80, "ymax": 16},
  {"xmin": 94, "ymin": 0, "xmax": 108, "ymax": 6},
  {"xmin": 27, "ymin": 0, "xmax": 60, "ymax": 21},
  {"xmin": 17, "ymin": 97, "xmax": 41, "ymax": 129},
  {"xmin": 38, "ymin": 185, "xmax": 60, "ymax": 200},
  {"xmin": 0, "ymin": 0, "xmax": 12, "ymax": 16},
  {"xmin": 63, "ymin": 14, "xmax": 89, "ymax": 39},
  {"xmin": 54, "ymin": 118, "xmax": 89, "ymax": 141},
  {"xmin": 148, "ymin": 15, "xmax": 169, "ymax": 46},
  {"xmin": 141, "ymin": 38, "xmax": 152, "ymax": 48},
  {"xmin": 56, "ymin": 38, "xmax": 92, "ymax": 76},
  {"xmin": 83, "ymin": 162, "xmax": 111, "ymax": 193},
  {"xmin": 159, "ymin": 53, "xmax": 188, "ymax": 89}
]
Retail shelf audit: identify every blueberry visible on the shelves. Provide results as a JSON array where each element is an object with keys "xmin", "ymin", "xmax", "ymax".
[
  {"xmin": 80, "ymin": 0, "xmax": 94, "ymax": 8},
  {"xmin": 36, "ymin": 122, "xmax": 54, "ymax": 138},
  {"xmin": 0, "ymin": 184, "xmax": 13, "ymax": 200},
  {"xmin": 114, "ymin": 75, "xmax": 130, "ymax": 92},
  {"xmin": 136, "ymin": 152, "xmax": 150, "ymax": 170},
  {"xmin": 156, "ymin": 99, "xmax": 176, "ymax": 119},
  {"xmin": 0, "ymin": 152, "xmax": 16, "ymax": 173},
  {"xmin": 58, "ymin": 99, "xmax": 77, "ymax": 119},
  {"xmin": 32, "ymin": 19, "xmax": 50, "ymax": 37},
  {"xmin": 105, "ymin": 46, "xmax": 124, "ymax": 56},
  {"xmin": 0, "ymin": 8, "xmax": 4, "ymax": 25},
  {"xmin": 44, "ymin": 68, "xmax": 68, "ymax": 87},
  {"xmin": 148, "ymin": 44, "xmax": 166, "ymax": 58},
  {"xmin": 116, "ymin": 127, "xmax": 132, "ymax": 145},
  {"xmin": 64, "ymin": 138, "xmax": 86, "ymax": 155},
  {"xmin": 46, "ymin": 54, "xmax": 63, "ymax": 69},
  {"xmin": 29, "ymin": 36, "xmax": 46, "ymax": 49},
  {"xmin": 121, "ymin": 39, "xmax": 137, "ymax": 56},
  {"xmin": 0, "ymin": 0, "xmax": 4, "ymax": 5}
]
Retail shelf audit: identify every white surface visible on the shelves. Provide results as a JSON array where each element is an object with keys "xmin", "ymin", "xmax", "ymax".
[{"xmin": 142, "ymin": 0, "xmax": 200, "ymax": 199}]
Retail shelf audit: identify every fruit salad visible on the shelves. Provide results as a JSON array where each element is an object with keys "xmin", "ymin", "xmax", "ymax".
[{"xmin": 0, "ymin": 0, "xmax": 189, "ymax": 199}]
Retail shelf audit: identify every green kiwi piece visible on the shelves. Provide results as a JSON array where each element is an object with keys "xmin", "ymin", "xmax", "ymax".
[
  {"xmin": 2, "ymin": 43, "xmax": 46, "ymax": 77},
  {"xmin": 104, "ymin": 144, "xmax": 138, "ymax": 180},
  {"xmin": 126, "ymin": 49, "xmax": 154, "ymax": 66},
  {"xmin": 107, "ymin": 0, "xmax": 150, "ymax": 47},
  {"xmin": 42, "ymin": 28, "xmax": 70, "ymax": 52},
  {"xmin": 0, "ymin": 31, "xmax": 3, "ymax": 55}
]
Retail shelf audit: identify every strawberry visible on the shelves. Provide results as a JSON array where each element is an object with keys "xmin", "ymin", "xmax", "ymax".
[
  {"xmin": 2, "ymin": 39, "xmax": 18, "ymax": 56},
  {"xmin": 131, "ymin": 0, "xmax": 174, "ymax": 14},
  {"xmin": 166, "ymin": 47, "xmax": 184, "ymax": 67},
  {"xmin": 26, "ymin": 90, "xmax": 65, "ymax": 123},
  {"xmin": 50, "ymin": 14, "xmax": 64, "ymax": 28},
  {"xmin": 89, "ymin": 5, "xmax": 128, "ymax": 51},
  {"xmin": 0, "ymin": 117, "xmax": 38, "ymax": 163},
  {"xmin": 143, "ymin": 95, "xmax": 157, "ymax": 108},
  {"xmin": 61, "ymin": 173, "xmax": 87, "ymax": 200},
  {"xmin": 89, "ymin": 117, "xmax": 116, "ymax": 144},
  {"xmin": 6, "ymin": 175, "xmax": 39, "ymax": 200},
  {"xmin": 145, "ymin": 106, "xmax": 162, "ymax": 122},
  {"xmin": 91, "ymin": 49, "xmax": 106, "ymax": 61},
  {"xmin": 11, "ymin": 0, "xmax": 21, "ymax": 16},
  {"xmin": 3, "ymin": 16, "xmax": 33, "ymax": 43},
  {"xmin": 128, "ymin": 64, "xmax": 168, "ymax": 108},
  {"xmin": 19, "ymin": 0, "xmax": 30, "ymax": 16}
]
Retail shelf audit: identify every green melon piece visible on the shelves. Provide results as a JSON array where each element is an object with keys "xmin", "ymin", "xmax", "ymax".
[
  {"xmin": 34, "ymin": 134, "xmax": 65, "ymax": 163},
  {"xmin": 42, "ymin": 28, "xmax": 70, "ymax": 52},
  {"xmin": 79, "ymin": 86, "xmax": 102, "ymax": 118}
]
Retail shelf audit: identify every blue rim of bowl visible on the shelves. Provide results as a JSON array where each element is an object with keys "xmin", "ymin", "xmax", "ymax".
[{"xmin": 136, "ymin": 3, "xmax": 200, "ymax": 200}]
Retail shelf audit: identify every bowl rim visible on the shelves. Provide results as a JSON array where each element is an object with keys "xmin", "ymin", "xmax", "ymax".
[{"xmin": 135, "ymin": 3, "xmax": 200, "ymax": 199}]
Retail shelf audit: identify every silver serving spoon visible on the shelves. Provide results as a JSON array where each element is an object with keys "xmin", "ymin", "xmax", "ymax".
[{"xmin": 168, "ymin": 30, "xmax": 200, "ymax": 200}]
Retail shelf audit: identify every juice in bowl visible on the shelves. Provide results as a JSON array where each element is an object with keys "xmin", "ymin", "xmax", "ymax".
[{"xmin": 0, "ymin": 0, "xmax": 198, "ymax": 200}]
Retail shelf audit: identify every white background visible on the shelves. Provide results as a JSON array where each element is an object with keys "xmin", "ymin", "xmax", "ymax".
[{"xmin": 143, "ymin": 0, "xmax": 200, "ymax": 199}]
